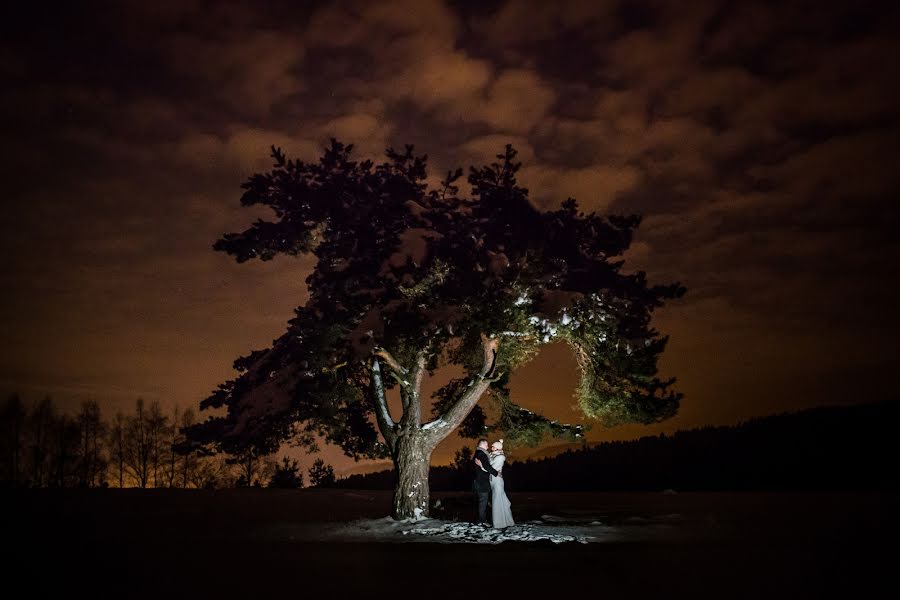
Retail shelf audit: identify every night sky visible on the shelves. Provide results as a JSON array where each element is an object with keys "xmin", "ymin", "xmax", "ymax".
[{"xmin": 2, "ymin": 1, "xmax": 899, "ymax": 475}]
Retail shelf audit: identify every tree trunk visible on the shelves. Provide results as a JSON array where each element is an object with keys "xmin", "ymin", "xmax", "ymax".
[
  {"xmin": 372, "ymin": 335, "xmax": 500, "ymax": 521},
  {"xmin": 391, "ymin": 432, "xmax": 432, "ymax": 520}
]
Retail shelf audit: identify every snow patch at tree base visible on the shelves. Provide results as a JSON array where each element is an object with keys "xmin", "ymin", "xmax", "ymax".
[
  {"xmin": 314, "ymin": 516, "xmax": 677, "ymax": 544},
  {"xmin": 401, "ymin": 521, "xmax": 594, "ymax": 544}
]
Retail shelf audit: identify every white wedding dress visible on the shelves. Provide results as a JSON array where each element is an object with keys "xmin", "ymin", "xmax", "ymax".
[{"xmin": 489, "ymin": 452, "xmax": 515, "ymax": 528}]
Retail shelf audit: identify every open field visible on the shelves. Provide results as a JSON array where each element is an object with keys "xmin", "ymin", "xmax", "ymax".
[{"xmin": 4, "ymin": 489, "xmax": 898, "ymax": 598}]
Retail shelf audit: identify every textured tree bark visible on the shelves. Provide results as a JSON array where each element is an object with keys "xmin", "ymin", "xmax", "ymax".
[
  {"xmin": 391, "ymin": 432, "xmax": 432, "ymax": 520},
  {"xmin": 374, "ymin": 335, "xmax": 501, "ymax": 520}
]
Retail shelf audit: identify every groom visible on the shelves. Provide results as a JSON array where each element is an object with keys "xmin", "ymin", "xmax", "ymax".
[{"xmin": 472, "ymin": 439, "xmax": 499, "ymax": 526}]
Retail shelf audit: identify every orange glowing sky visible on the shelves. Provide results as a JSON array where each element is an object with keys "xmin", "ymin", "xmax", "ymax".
[{"xmin": 2, "ymin": 1, "xmax": 899, "ymax": 475}]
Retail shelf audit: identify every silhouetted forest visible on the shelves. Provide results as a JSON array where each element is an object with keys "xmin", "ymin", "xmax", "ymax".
[
  {"xmin": 335, "ymin": 400, "xmax": 900, "ymax": 492},
  {"xmin": 5, "ymin": 396, "xmax": 897, "ymax": 491},
  {"xmin": 0, "ymin": 394, "xmax": 331, "ymax": 489}
]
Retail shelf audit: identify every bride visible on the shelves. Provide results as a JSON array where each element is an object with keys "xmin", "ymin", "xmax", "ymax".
[{"xmin": 478, "ymin": 439, "xmax": 515, "ymax": 529}]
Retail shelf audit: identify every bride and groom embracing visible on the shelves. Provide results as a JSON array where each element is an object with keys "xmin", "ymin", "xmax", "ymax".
[{"xmin": 472, "ymin": 438, "xmax": 515, "ymax": 529}]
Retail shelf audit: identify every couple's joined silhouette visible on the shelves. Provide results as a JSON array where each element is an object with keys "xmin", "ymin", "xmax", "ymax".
[{"xmin": 472, "ymin": 439, "xmax": 515, "ymax": 528}]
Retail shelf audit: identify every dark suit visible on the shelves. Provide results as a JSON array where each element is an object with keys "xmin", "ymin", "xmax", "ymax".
[{"xmin": 472, "ymin": 448, "xmax": 498, "ymax": 524}]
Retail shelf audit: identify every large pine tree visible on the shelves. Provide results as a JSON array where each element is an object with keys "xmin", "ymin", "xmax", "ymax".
[{"xmin": 183, "ymin": 140, "xmax": 686, "ymax": 519}]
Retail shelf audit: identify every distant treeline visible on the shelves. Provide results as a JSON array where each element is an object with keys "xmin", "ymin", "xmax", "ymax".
[
  {"xmin": 335, "ymin": 400, "xmax": 900, "ymax": 492},
  {"xmin": 0, "ymin": 394, "xmax": 337, "ymax": 489}
]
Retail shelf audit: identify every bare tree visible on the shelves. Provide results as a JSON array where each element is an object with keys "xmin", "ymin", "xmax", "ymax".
[
  {"xmin": 189, "ymin": 454, "xmax": 234, "ymax": 489},
  {"xmin": 77, "ymin": 400, "xmax": 107, "ymax": 487},
  {"xmin": 107, "ymin": 411, "xmax": 127, "ymax": 488},
  {"xmin": 259, "ymin": 455, "xmax": 277, "ymax": 488},
  {"xmin": 162, "ymin": 405, "xmax": 180, "ymax": 488},
  {"xmin": 228, "ymin": 447, "xmax": 270, "ymax": 487},
  {"xmin": 1, "ymin": 394, "xmax": 26, "ymax": 487},
  {"xmin": 145, "ymin": 400, "xmax": 169, "ymax": 487},
  {"xmin": 28, "ymin": 396, "xmax": 55, "ymax": 487},
  {"xmin": 124, "ymin": 398, "xmax": 152, "ymax": 488},
  {"xmin": 179, "ymin": 408, "xmax": 196, "ymax": 488},
  {"xmin": 52, "ymin": 414, "xmax": 80, "ymax": 487}
]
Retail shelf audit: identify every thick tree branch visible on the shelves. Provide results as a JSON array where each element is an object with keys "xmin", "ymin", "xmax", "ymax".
[
  {"xmin": 401, "ymin": 352, "xmax": 427, "ymax": 427},
  {"xmin": 370, "ymin": 358, "xmax": 396, "ymax": 449},
  {"xmin": 374, "ymin": 348, "xmax": 409, "ymax": 379},
  {"xmin": 411, "ymin": 352, "xmax": 427, "ymax": 394},
  {"xmin": 422, "ymin": 334, "xmax": 499, "ymax": 445}
]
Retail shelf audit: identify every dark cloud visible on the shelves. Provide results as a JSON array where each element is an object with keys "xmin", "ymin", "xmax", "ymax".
[{"xmin": 1, "ymin": 0, "xmax": 898, "ymax": 473}]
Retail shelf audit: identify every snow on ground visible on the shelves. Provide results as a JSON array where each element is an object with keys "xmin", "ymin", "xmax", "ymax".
[
  {"xmin": 302, "ymin": 514, "xmax": 681, "ymax": 545},
  {"xmin": 400, "ymin": 520, "xmax": 600, "ymax": 544}
]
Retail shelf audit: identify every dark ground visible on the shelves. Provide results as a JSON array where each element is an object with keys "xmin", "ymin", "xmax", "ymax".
[{"xmin": 4, "ymin": 489, "xmax": 897, "ymax": 598}]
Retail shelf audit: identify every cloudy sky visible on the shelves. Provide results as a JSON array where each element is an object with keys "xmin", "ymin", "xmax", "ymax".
[{"xmin": 2, "ymin": 0, "xmax": 898, "ymax": 473}]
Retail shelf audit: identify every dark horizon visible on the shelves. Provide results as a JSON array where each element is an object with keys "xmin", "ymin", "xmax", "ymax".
[
  {"xmin": 342, "ymin": 398, "xmax": 900, "ymax": 486},
  {"xmin": 2, "ymin": 0, "xmax": 899, "ymax": 475}
]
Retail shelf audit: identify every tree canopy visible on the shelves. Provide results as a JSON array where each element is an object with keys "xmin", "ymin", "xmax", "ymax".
[{"xmin": 184, "ymin": 140, "xmax": 685, "ymax": 467}]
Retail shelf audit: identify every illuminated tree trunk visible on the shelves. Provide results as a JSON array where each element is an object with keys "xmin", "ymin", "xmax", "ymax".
[
  {"xmin": 373, "ymin": 334, "xmax": 500, "ymax": 521},
  {"xmin": 391, "ymin": 432, "xmax": 432, "ymax": 520}
]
